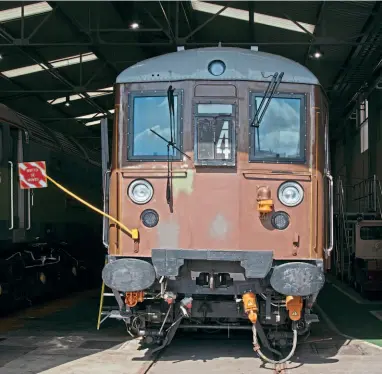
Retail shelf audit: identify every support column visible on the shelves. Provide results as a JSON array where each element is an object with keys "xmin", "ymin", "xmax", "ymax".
[{"xmin": 367, "ymin": 89, "xmax": 382, "ymax": 179}]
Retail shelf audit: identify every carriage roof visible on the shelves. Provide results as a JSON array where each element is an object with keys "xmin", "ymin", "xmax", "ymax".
[
  {"xmin": 116, "ymin": 47, "xmax": 320, "ymax": 85},
  {"xmin": 0, "ymin": 103, "xmax": 101, "ymax": 166}
]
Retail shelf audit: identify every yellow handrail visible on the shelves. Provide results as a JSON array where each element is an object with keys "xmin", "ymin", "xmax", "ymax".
[{"xmin": 45, "ymin": 175, "xmax": 139, "ymax": 240}]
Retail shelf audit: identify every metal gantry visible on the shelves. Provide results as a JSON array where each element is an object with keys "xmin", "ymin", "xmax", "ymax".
[{"xmin": 334, "ymin": 174, "xmax": 382, "ymax": 284}]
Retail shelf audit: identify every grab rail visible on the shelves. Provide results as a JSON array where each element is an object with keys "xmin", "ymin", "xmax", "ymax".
[
  {"xmin": 8, "ymin": 161, "xmax": 14, "ymax": 230},
  {"xmin": 102, "ymin": 170, "xmax": 111, "ymax": 248},
  {"xmin": 26, "ymin": 189, "xmax": 31, "ymax": 230},
  {"xmin": 325, "ymin": 172, "xmax": 334, "ymax": 256}
]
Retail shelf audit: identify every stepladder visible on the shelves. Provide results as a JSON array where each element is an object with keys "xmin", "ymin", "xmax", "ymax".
[{"xmin": 96, "ymin": 258, "xmax": 131, "ymax": 330}]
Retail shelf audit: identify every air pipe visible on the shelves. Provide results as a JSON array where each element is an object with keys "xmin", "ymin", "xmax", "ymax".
[{"xmin": 252, "ymin": 323, "xmax": 298, "ymax": 365}]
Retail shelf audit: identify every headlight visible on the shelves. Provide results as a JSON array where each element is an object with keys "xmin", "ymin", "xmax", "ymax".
[
  {"xmin": 278, "ymin": 181, "xmax": 304, "ymax": 207},
  {"xmin": 271, "ymin": 212, "xmax": 290, "ymax": 230},
  {"xmin": 128, "ymin": 179, "xmax": 153, "ymax": 204}
]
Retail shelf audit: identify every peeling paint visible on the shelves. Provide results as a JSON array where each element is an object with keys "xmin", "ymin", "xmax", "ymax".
[
  {"xmin": 210, "ymin": 214, "xmax": 229, "ymax": 239},
  {"xmin": 172, "ymin": 169, "xmax": 194, "ymax": 197},
  {"xmin": 157, "ymin": 220, "xmax": 180, "ymax": 248}
]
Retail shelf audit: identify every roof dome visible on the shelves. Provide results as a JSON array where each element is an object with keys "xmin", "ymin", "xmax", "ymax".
[{"xmin": 116, "ymin": 47, "xmax": 320, "ymax": 85}]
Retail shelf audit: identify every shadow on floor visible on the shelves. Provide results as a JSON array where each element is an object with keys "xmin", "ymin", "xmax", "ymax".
[
  {"xmin": 316, "ymin": 279, "xmax": 382, "ymax": 346},
  {"xmin": 1, "ymin": 279, "xmax": 381, "ymax": 373}
]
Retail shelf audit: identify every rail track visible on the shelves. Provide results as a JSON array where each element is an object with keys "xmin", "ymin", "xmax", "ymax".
[
  {"xmin": 138, "ymin": 345, "xmax": 291, "ymax": 374},
  {"xmin": 138, "ymin": 349, "xmax": 163, "ymax": 374},
  {"xmin": 274, "ymin": 363, "xmax": 289, "ymax": 374}
]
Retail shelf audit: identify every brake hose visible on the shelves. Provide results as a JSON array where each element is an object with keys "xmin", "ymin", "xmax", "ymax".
[{"xmin": 252, "ymin": 323, "xmax": 298, "ymax": 364}]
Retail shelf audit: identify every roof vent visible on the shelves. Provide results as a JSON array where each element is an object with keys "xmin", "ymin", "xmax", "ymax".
[{"xmin": 251, "ymin": 46, "xmax": 259, "ymax": 51}]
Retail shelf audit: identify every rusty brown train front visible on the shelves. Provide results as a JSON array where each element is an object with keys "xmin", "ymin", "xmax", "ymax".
[{"xmin": 101, "ymin": 47, "xmax": 333, "ymax": 362}]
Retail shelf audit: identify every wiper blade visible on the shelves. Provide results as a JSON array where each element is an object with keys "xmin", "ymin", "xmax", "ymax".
[
  {"xmin": 251, "ymin": 72, "xmax": 284, "ymax": 128},
  {"xmin": 149, "ymin": 129, "xmax": 191, "ymax": 160},
  {"xmin": 167, "ymin": 85, "xmax": 175, "ymax": 145},
  {"xmin": 150, "ymin": 85, "xmax": 192, "ymax": 211},
  {"xmin": 149, "ymin": 127, "xmax": 190, "ymax": 213}
]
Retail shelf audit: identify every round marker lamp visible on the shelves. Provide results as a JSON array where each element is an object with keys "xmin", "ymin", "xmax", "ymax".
[
  {"xmin": 271, "ymin": 212, "xmax": 290, "ymax": 230},
  {"xmin": 141, "ymin": 209, "xmax": 159, "ymax": 228}
]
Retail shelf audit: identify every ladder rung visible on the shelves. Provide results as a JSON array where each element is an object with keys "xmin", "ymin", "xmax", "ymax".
[{"xmin": 101, "ymin": 310, "xmax": 129, "ymax": 320}]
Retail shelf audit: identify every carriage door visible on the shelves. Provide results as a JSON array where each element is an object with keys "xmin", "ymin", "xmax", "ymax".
[
  {"xmin": 9, "ymin": 126, "xmax": 26, "ymax": 242},
  {"xmin": 0, "ymin": 124, "xmax": 26, "ymax": 242},
  {"xmin": 0, "ymin": 122, "xmax": 12, "ymax": 241}
]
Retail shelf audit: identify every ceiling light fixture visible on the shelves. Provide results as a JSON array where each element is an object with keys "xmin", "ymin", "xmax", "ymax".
[{"xmin": 313, "ymin": 48, "xmax": 323, "ymax": 59}]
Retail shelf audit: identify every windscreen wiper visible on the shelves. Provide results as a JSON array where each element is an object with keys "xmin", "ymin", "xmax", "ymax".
[
  {"xmin": 167, "ymin": 85, "xmax": 176, "ymax": 145},
  {"xmin": 149, "ymin": 128, "xmax": 190, "ymax": 160},
  {"xmin": 251, "ymin": 72, "xmax": 284, "ymax": 128},
  {"xmin": 149, "ymin": 85, "xmax": 190, "ymax": 211}
]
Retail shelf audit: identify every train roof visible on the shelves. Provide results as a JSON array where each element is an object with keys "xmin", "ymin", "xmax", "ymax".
[
  {"xmin": 116, "ymin": 47, "xmax": 320, "ymax": 86},
  {"xmin": 0, "ymin": 103, "xmax": 101, "ymax": 167}
]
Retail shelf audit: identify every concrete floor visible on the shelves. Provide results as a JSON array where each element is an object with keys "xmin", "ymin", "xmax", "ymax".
[{"xmin": 0, "ymin": 282, "xmax": 381, "ymax": 374}]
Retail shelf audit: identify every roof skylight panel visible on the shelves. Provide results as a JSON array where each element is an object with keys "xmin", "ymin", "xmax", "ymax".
[
  {"xmin": 80, "ymin": 110, "xmax": 115, "ymax": 126},
  {"xmin": 48, "ymin": 86, "xmax": 114, "ymax": 105},
  {"xmin": 76, "ymin": 112, "xmax": 105, "ymax": 120},
  {"xmin": 1, "ymin": 52, "xmax": 98, "ymax": 78},
  {"xmin": 0, "ymin": 2, "xmax": 52, "ymax": 23},
  {"xmin": 76, "ymin": 109, "xmax": 114, "ymax": 121},
  {"xmin": 85, "ymin": 120, "xmax": 102, "ymax": 127},
  {"xmin": 191, "ymin": 1, "xmax": 315, "ymax": 34}
]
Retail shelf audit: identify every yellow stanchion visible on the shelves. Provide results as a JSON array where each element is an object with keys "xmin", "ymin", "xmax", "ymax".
[
  {"xmin": 42, "ymin": 174, "xmax": 136, "ymax": 329},
  {"xmin": 45, "ymin": 174, "xmax": 139, "ymax": 240}
]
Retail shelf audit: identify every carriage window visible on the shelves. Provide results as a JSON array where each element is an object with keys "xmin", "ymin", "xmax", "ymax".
[
  {"xmin": 250, "ymin": 95, "xmax": 305, "ymax": 162},
  {"xmin": 128, "ymin": 94, "xmax": 181, "ymax": 159},
  {"xmin": 360, "ymin": 226, "xmax": 382, "ymax": 240},
  {"xmin": 194, "ymin": 103, "xmax": 236, "ymax": 166},
  {"xmin": 197, "ymin": 104, "xmax": 233, "ymax": 115}
]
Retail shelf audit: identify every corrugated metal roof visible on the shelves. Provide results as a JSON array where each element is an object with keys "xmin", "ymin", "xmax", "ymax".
[{"xmin": 0, "ymin": 0, "xmax": 380, "ymax": 148}]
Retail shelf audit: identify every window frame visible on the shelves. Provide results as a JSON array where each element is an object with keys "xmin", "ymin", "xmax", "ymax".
[
  {"xmin": 359, "ymin": 99, "xmax": 369, "ymax": 153},
  {"xmin": 248, "ymin": 91, "xmax": 307, "ymax": 164},
  {"xmin": 126, "ymin": 89, "xmax": 184, "ymax": 161},
  {"xmin": 192, "ymin": 100, "xmax": 237, "ymax": 166},
  {"xmin": 359, "ymin": 225, "xmax": 382, "ymax": 241}
]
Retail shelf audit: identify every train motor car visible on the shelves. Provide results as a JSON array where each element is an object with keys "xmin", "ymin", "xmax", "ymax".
[
  {"xmin": 333, "ymin": 176, "xmax": 382, "ymax": 295},
  {"xmin": 101, "ymin": 47, "xmax": 333, "ymax": 362},
  {"xmin": 352, "ymin": 220, "xmax": 382, "ymax": 294},
  {"xmin": 0, "ymin": 104, "xmax": 103, "ymax": 312}
]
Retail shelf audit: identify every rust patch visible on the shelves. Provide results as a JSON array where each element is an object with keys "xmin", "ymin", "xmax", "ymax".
[
  {"xmin": 157, "ymin": 219, "xmax": 180, "ymax": 248},
  {"xmin": 209, "ymin": 214, "xmax": 229, "ymax": 239},
  {"xmin": 172, "ymin": 169, "xmax": 194, "ymax": 197}
]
